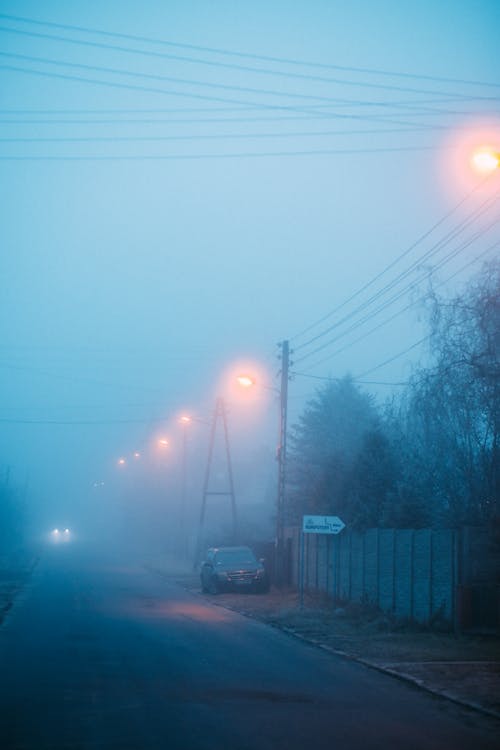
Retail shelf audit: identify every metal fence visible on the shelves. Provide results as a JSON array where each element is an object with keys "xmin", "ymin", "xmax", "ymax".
[{"xmin": 286, "ymin": 527, "xmax": 459, "ymax": 625}]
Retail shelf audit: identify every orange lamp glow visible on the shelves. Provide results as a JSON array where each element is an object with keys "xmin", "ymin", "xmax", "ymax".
[
  {"xmin": 179, "ymin": 415, "xmax": 192, "ymax": 425},
  {"xmin": 471, "ymin": 148, "xmax": 499, "ymax": 174},
  {"xmin": 118, "ymin": 457, "xmax": 126, "ymax": 466},
  {"xmin": 236, "ymin": 374, "xmax": 255, "ymax": 388},
  {"xmin": 158, "ymin": 438, "xmax": 169, "ymax": 447}
]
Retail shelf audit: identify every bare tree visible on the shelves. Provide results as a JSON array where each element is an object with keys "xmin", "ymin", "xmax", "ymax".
[{"xmin": 396, "ymin": 260, "xmax": 499, "ymax": 525}]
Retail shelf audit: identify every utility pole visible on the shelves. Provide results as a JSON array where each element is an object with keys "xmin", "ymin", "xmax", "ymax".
[
  {"xmin": 276, "ymin": 340, "xmax": 290, "ymax": 586},
  {"xmin": 196, "ymin": 397, "xmax": 237, "ymax": 564}
]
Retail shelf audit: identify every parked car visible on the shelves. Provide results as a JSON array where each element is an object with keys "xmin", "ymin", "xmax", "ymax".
[{"xmin": 200, "ymin": 546, "xmax": 269, "ymax": 594}]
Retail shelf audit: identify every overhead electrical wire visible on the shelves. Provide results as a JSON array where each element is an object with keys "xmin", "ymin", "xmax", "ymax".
[
  {"xmin": 294, "ymin": 215, "xmax": 500, "ymax": 368},
  {"xmin": 6, "ymin": 50, "xmax": 427, "ymax": 107},
  {"xmin": 0, "ymin": 110, "xmax": 490, "ymax": 127},
  {"xmin": 354, "ymin": 337, "xmax": 430, "ymax": 380},
  {"xmin": 301, "ymin": 238, "xmax": 500, "ymax": 372},
  {"xmin": 0, "ymin": 97, "xmax": 496, "ymax": 120},
  {"xmin": 1, "ymin": 12, "xmax": 499, "ymax": 92},
  {"xmin": 0, "ymin": 124, "xmax": 444, "ymax": 144},
  {"xmin": 0, "ymin": 24, "xmax": 494, "ymax": 104},
  {"xmin": 290, "ymin": 175, "xmax": 497, "ymax": 345},
  {"xmin": 0, "ymin": 144, "xmax": 444, "ymax": 161},
  {"xmin": 0, "ymin": 417, "xmax": 172, "ymax": 425},
  {"xmin": 293, "ymin": 190, "xmax": 500, "ymax": 364},
  {"xmin": 1, "ymin": 61, "xmax": 446, "ymax": 131},
  {"xmin": 2, "ymin": 51, "xmax": 481, "ymax": 136}
]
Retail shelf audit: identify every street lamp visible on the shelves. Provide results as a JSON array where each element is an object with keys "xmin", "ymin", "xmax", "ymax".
[
  {"xmin": 236, "ymin": 340, "xmax": 291, "ymax": 586},
  {"xmin": 236, "ymin": 374, "xmax": 255, "ymax": 388},
  {"xmin": 471, "ymin": 148, "xmax": 499, "ymax": 174}
]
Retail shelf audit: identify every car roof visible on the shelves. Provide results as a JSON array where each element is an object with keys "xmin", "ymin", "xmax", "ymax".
[{"xmin": 209, "ymin": 546, "xmax": 254, "ymax": 554}]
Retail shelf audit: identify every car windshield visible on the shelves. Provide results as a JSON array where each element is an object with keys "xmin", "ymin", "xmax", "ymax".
[{"xmin": 215, "ymin": 549, "xmax": 257, "ymax": 565}]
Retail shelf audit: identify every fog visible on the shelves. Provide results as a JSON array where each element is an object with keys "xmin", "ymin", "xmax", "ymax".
[{"xmin": 0, "ymin": 1, "xmax": 498, "ymax": 557}]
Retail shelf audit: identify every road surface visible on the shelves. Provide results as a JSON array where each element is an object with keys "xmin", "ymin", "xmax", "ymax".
[{"xmin": 0, "ymin": 546, "xmax": 497, "ymax": 749}]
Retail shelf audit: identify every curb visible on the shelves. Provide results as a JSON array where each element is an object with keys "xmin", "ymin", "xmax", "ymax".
[
  {"xmin": 153, "ymin": 571, "xmax": 500, "ymax": 723},
  {"xmin": 198, "ymin": 592, "xmax": 500, "ymax": 722}
]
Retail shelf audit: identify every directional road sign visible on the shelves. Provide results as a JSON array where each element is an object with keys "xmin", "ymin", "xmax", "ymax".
[{"xmin": 302, "ymin": 515, "xmax": 346, "ymax": 535}]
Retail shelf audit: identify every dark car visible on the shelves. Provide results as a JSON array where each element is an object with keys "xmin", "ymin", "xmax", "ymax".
[{"xmin": 200, "ymin": 546, "xmax": 269, "ymax": 594}]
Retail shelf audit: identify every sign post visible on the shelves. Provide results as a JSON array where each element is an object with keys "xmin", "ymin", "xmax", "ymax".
[{"xmin": 299, "ymin": 515, "xmax": 346, "ymax": 609}]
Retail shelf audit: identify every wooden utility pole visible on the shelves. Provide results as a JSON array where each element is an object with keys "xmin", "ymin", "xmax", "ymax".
[{"xmin": 276, "ymin": 340, "xmax": 290, "ymax": 586}]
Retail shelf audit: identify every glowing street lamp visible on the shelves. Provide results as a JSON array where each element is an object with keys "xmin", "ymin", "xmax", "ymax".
[
  {"xmin": 118, "ymin": 457, "xmax": 126, "ymax": 466},
  {"xmin": 236, "ymin": 374, "xmax": 255, "ymax": 389},
  {"xmin": 158, "ymin": 438, "xmax": 169, "ymax": 448},
  {"xmin": 471, "ymin": 148, "xmax": 500, "ymax": 175},
  {"xmin": 236, "ymin": 342, "xmax": 291, "ymax": 587},
  {"xmin": 133, "ymin": 451, "xmax": 141, "ymax": 459}
]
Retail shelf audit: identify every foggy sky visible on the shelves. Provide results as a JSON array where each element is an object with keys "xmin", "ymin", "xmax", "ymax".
[{"xmin": 1, "ymin": 0, "xmax": 499, "ymax": 535}]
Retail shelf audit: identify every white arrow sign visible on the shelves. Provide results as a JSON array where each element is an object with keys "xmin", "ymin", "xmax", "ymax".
[{"xmin": 302, "ymin": 515, "xmax": 346, "ymax": 535}]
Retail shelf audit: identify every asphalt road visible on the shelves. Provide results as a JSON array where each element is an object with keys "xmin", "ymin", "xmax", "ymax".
[{"xmin": 0, "ymin": 546, "xmax": 498, "ymax": 750}]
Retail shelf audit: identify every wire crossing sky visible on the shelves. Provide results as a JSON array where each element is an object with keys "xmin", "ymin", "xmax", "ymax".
[{"xmin": 0, "ymin": 0, "xmax": 498, "ymax": 523}]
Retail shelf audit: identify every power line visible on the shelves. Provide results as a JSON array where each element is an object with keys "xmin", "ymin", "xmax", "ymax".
[
  {"xmin": 1, "ymin": 62, "xmax": 444, "ymax": 130},
  {"xmin": 0, "ymin": 417, "xmax": 169, "ymax": 425},
  {"xmin": 291, "ymin": 371, "xmax": 408, "ymax": 386},
  {"xmin": 354, "ymin": 337, "xmax": 429, "ymax": 379},
  {"xmin": 0, "ymin": 24, "xmax": 492, "ymax": 103},
  {"xmin": 293, "ymin": 191, "xmax": 500, "ymax": 364},
  {"xmin": 0, "ymin": 98, "xmax": 496, "ymax": 117},
  {"xmin": 4, "ymin": 51, "xmax": 486, "ymax": 134},
  {"xmin": 2, "ymin": 51, "xmax": 383, "ymax": 108},
  {"xmin": 350, "ymin": 247, "xmax": 499, "ymax": 381},
  {"xmin": 290, "ymin": 175, "xmax": 497, "ymax": 344},
  {"xmin": 0, "ymin": 111, "xmax": 488, "ymax": 127},
  {"xmin": 0, "ymin": 124, "xmax": 443, "ymax": 144},
  {"xmin": 302, "ymin": 240, "xmax": 500, "ymax": 371},
  {"xmin": 1, "ymin": 12, "xmax": 499, "ymax": 91},
  {"xmin": 295, "ymin": 216, "xmax": 499, "ymax": 367},
  {"xmin": 0, "ymin": 143, "xmax": 444, "ymax": 161}
]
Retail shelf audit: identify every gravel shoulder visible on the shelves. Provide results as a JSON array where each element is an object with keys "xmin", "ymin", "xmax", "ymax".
[{"xmin": 169, "ymin": 570, "xmax": 500, "ymax": 720}]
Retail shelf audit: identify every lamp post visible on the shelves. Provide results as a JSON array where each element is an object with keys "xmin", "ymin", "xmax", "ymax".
[{"xmin": 237, "ymin": 339, "xmax": 291, "ymax": 586}]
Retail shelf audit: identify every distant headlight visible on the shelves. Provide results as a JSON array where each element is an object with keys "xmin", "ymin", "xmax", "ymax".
[
  {"xmin": 64, "ymin": 529, "xmax": 70, "ymax": 534},
  {"xmin": 53, "ymin": 529, "xmax": 59, "ymax": 535}
]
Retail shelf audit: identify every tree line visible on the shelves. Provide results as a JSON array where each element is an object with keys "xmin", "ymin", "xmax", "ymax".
[{"xmin": 287, "ymin": 260, "xmax": 499, "ymax": 531}]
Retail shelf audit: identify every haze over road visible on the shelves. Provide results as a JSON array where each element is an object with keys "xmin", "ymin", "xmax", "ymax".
[{"xmin": 0, "ymin": 547, "xmax": 497, "ymax": 750}]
